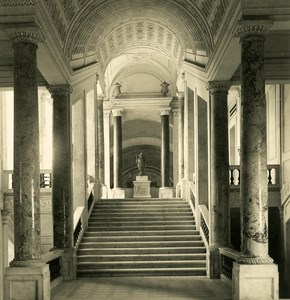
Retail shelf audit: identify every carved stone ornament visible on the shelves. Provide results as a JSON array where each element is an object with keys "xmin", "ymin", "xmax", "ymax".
[
  {"xmin": 208, "ymin": 81, "xmax": 231, "ymax": 93},
  {"xmin": 10, "ymin": 31, "xmax": 42, "ymax": 45},
  {"xmin": 112, "ymin": 82, "xmax": 122, "ymax": 98},
  {"xmin": 236, "ymin": 255, "xmax": 273, "ymax": 265},
  {"xmin": 47, "ymin": 85, "xmax": 73, "ymax": 97},
  {"xmin": 161, "ymin": 81, "xmax": 170, "ymax": 96},
  {"xmin": 235, "ymin": 20, "xmax": 273, "ymax": 39}
]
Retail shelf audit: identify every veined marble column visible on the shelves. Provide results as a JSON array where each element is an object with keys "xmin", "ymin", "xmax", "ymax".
[
  {"xmin": 159, "ymin": 108, "xmax": 173, "ymax": 198},
  {"xmin": 208, "ymin": 81, "xmax": 231, "ymax": 278},
  {"xmin": 4, "ymin": 30, "xmax": 50, "ymax": 300},
  {"xmin": 48, "ymin": 85, "xmax": 73, "ymax": 249},
  {"xmin": 48, "ymin": 85, "xmax": 76, "ymax": 280},
  {"xmin": 112, "ymin": 109, "xmax": 125, "ymax": 198},
  {"xmin": 96, "ymin": 95, "xmax": 106, "ymax": 198},
  {"xmin": 104, "ymin": 110, "xmax": 111, "ymax": 194},
  {"xmin": 178, "ymin": 93, "xmax": 184, "ymax": 184},
  {"xmin": 232, "ymin": 20, "xmax": 279, "ymax": 300}
]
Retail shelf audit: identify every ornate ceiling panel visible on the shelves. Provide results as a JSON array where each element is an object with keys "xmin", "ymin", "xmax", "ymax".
[{"xmin": 62, "ymin": 0, "xmax": 214, "ymax": 61}]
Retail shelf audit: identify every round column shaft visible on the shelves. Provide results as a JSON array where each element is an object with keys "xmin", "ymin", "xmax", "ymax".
[
  {"xmin": 178, "ymin": 95, "xmax": 184, "ymax": 183},
  {"xmin": 238, "ymin": 21, "xmax": 273, "ymax": 264},
  {"xmin": 10, "ymin": 32, "xmax": 43, "ymax": 266},
  {"xmin": 209, "ymin": 82, "xmax": 231, "ymax": 248},
  {"xmin": 97, "ymin": 98, "xmax": 105, "ymax": 185},
  {"xmin": 48, "ymin": 85, "xmax": 73, "ymax": 249},
  {"xmin": 161, "ymin": 108, "xmax": 171, "ymax": 187},
  {"xmin": 113, "ymin": 109, "xmax": 123, "ymax": 188}
]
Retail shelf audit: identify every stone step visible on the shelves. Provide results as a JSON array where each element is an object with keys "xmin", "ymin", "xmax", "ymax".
[
  {"xmin": 88, "ymin": 220, "xmax": 195, "ymax": 226},
  {"xmin": 77, "ymin": 260, "xmax": 206, "ymax": 269},
  {"xmin": 77, "ymin": 253, "xmax": 206, "ymax": 262},
  {"xmin": 79, "ymin": 240, "xmax": 205, "ymax": 249},
  {"xmin": 90, "ymin": 211, "xmax": 193, "ymax": 217},
  {"xmin": 81, "ymin": 235, "xmax": 202, "ymax": 242},
  {"xmin": 89, "ymin": 215, "xmax": 194, "ymax": 221},
  {"xmin": 77, "ymin": 246, "xmax": 206, "ymax": 255},
  {"xmin": 84, "ymin": 229, "xmax": 200, "ymax": 236},
  {"xmin": 77, "ymin": 267, "xmax": 207, "ymax": 277},
  {"xmin": 92, "ymin": 208, "xmax": 192, "ymax": 213},
  {"xmin": 87, "ymin": 224, "xmax": 197, "ymax": 231}
]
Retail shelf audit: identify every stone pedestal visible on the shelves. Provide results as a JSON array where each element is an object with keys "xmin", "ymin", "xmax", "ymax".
[
  {"xmin": 111, "ymin": 188, "xmax": 125, "ymax": 199},
  {"xmin": 159, "ymin": 187, "xmax": 173, "ymax": 198},
  {"xmin": 232, "ymin": 263, "xmax": 279, "ymax": 300},
  {"xmin": 133, "ymin": 176, "xmax": 151, "ymax": 198},
  {"xmin": 4, "ymin": 265, "xmax": 50, "ymax": 300},
  {"xmin": 61, "ymin": 248, "xmax": 77, "ymax": 280}
]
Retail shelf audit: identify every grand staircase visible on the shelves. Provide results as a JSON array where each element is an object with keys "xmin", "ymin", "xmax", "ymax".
[{"xmin": 77, "ymin": 198, "xmax": 207, "ymax": 277}]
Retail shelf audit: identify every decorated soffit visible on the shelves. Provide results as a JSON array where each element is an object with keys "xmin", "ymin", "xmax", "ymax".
[{"xmin": 38, "ymin": 0, "xmax": 234, "ymax": 67}]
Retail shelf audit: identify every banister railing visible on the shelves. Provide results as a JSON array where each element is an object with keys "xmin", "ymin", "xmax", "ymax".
[
  {"xmin": 199, "ymin": 204, "xmax": 209, "ymax": 245},
  {"xmin": 219, "ymin": 247, "xmax": 241, "ymax": 280},
  {"xmin": 42, "ymin": 249, "xmax": 63, "ymax": 286},
  {"xmin": 229, "ymin": 165, "xmax": 280, "ymax": 189}
]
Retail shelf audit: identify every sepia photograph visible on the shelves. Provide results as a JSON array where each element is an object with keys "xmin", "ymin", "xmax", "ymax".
[{"xmin": 0, "ymin": 0, "xmax": 290, "ymax": 299}]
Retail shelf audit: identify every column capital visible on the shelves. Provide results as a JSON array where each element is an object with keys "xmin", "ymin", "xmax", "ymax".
[
  {"xmin": 112, "ymin": 108, "xmax": 123, "ymax": 117},
  {"xmin": 9, "ymin": 30, "xmax": 43, "ymax": 45},
  {"xmin": 47, "ymin": 85, "xmax": 73, "ymax": 97},
  {"xmin": 208, "ymin": 81, "xmax": 231, "ymax": 93},
  {"xmin": 235, "ymin": 19, "xmax": 273, "ymax": 39},
  {"xmin": 160, "ymin": 107, "xmax": 171, "ymax": 116}
]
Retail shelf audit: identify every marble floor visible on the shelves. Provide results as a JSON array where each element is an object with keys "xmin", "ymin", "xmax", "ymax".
[{"xmin": 51, "ymin": 276, "xmax": 232, "ymax": 300}]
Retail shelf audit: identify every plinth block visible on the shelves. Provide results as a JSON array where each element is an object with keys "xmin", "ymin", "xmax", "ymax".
[
  {"xmin": 159, "ymin": 187, "xmax": 173, "ymax": 198},
  {"xmin": 112, "ymin": 188, "xmax": 125, "ymax": 199},
  {"xmin": 4, "ymin": 265, "xmax": 50, "ymax": 300},
  {"xmin": 133, "ymin": 176, "xmax": 151, "ymax": 198},
  {"xmin": 232, "ymin": 262, "xmax": 279, "ymax": 300}
]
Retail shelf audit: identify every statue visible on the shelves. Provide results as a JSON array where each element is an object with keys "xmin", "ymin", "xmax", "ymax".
[{"xmin": 136, "ymin": 152, "xmax": 146, "ymax": 176}]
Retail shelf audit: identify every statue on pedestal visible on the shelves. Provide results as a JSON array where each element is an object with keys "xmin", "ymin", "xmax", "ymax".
[{"xmin": 136, "ymin": 152, "xmax": 146, "ymax": 176}]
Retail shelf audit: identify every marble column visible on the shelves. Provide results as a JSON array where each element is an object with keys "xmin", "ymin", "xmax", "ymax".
[
  {"xmin": 178, "ymin": 93, "xmax": 184, "ymax": 184},
  {"xmin": 159, "ymin": 108, "xmax": 173, "ymax": 198},
  {"xmin": 96, "ymin": 95, "xmax": 107, "ymax": 198},
  {"xmin": 208, "ymin": 81, "xmax": 231, "ymax": 278},
  {"xmin": 4, "ymin": 30, "xmax": 50, "ymax": 300},
  {"xmin": 112, "ymin": 109, "xmax": 125, "ymax": 198},
  {"xmin": 232, "ymin": 20, "xmax": 279, "ymax": 300},
  {"xmin": 104, "ymin": 110, "xmax": 111, "ymax": 195},
  {"xmin": 48, "ymin": 85, "xmax": 76, "ymax": 280}
]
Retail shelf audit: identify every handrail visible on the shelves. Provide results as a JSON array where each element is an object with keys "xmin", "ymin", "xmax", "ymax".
[
  {"xmin": 73, "ymin": 184, "xmax": 96, "ymax": 250},
  {"xmin": 42, "ymin": 249, "xmax": 63, "ymax": 284},
  {"xmin": 219, "ymin": 247, "xmax": 241, "ymax": 280},
  {"xmin": 199, "ymin": 204, "xmax": 209, "ymax": 245}
]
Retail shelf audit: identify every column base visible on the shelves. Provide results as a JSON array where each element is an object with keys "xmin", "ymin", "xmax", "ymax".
[
  {"xmin": 4, "ymin": 264, "xmax": 50, "ymax": 300},
  {"xmin": 232, "ymin": 262, "xmax": 279, "ymax": 300},
  {"xmin": 176, "ymin": 182, "xmax": 182, "ymax": 198},
  {"xmin": 159, "ymin": 187, "xmax": 173, "ymax": 198},
  {"xmin": 61, "ymin": 248, "xmax": 77, "ymax": 280},
  {"xmin": 112, "ymin": 188, "xmax": 125, "ymax": 199}
]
